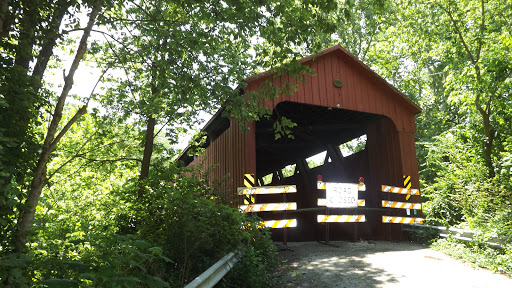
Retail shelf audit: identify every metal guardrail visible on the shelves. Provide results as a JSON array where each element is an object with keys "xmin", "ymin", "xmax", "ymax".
[
  {"xmin": 185, "ymin": 251, "xmax": 239, "ymax": 288},
  {"xmin": 403, "ymin": 223, "xmax": 506, "ymax": 248}
]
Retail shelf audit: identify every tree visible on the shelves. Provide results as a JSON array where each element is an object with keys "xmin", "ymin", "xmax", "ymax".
[
  {"xmin": 374, "ymin": 0, "xmax": 511, "ymax": 178},
  {"xmin": 0, "ymin": 0, "xmax": 110, "ymax": 253},
  {"xmin": 1, "ymin": 0, "xmax": 344, "ymax": 254},
  {"xmin": 433, "ymin": 0, "xmax": 511, "ymax": 177},
  {"xmin": 0, "ymin": 0, "xmax": 78, "ymax": 252},
  {"xmin": 12, "ymin": 0, "xmax": 106, "ymax": 253},
  {"xmin": 96, "ymin": 0, "xmax": 340, "ymax": 199},
  {"xmin": 320, "ymin": 0, "xmax": 391, "ymax": 62}
]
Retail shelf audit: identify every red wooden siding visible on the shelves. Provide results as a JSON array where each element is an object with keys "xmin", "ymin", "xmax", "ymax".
[
  {"xmin": 245, "ymin": 49, "xmax": 418, "ymax": 134},
  {"xmin": 188, "ymin": 120, "xmax": 255, "ymax": 205}
]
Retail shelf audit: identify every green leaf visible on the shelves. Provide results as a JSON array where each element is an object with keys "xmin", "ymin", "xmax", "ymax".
[{"xmin": 41, "ymin": 279, "xmax": 79, "ymax": 288}]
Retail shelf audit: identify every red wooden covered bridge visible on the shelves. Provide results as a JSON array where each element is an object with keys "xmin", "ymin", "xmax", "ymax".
[{"xmin": 178, "ymin": 44, "xmax": 423, "ymax": 241}]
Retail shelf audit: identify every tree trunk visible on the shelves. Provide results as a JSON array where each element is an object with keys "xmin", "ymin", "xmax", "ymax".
[
  {"xmin": 475, "ymin": 68, "xmax": 494, "ymax": 178},
  {"xmin": 137, "ymin": 59, "xmax": 160, "ymax": 199},
  {"xmin": 138, "ymin": 116, "xmax": 155, "ymax": 199},
  {"xmin": 13, "ymin": 1, "xmax": 102, "ymax": 252},
  {"xmin": 0, "ymin": 0, "xmax": 10, "ymax": 37},
  {"xmin": 13, "ymin": 0, "xmax": 39, "ymax": 70},
  {"xmin": 32, "ymin": 0, "xmax": 72, "ymax": 85},
  {"xmin": 480, "ymin": 106, "xmax": 495, "ymax": 178}
]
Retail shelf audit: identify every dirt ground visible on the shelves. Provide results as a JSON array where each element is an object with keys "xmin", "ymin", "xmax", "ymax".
[{"xmin": 271, "ymin": 241, "xmax": 512, "ymax": 288}]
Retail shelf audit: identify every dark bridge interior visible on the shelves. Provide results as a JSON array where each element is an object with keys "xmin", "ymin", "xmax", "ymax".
[
  {"xmin": 256, "ymin": 101, "xmax": 384, "ymax": 178},
  {"xmin": 253, "ymin": 101, "xmax": 389, "ymax": 242}
]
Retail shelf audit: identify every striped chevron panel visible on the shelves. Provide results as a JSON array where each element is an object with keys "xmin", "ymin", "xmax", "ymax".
[
  {"xmin": 381, "ymin": 185, "xmax": 420, "ymax": 195},
  {"xmin": 243, "ymin": 174, "xmax": 256, "ymax": 204},
  {"xmin": 237, "ymin": 185, "xmax": 297, "ymax": 195},
  {"xmin": 261, "ymin": 219, "xmax": 297, "ymax": 228},
  {"xmin": 403, "ymin": 175, "xmax": 412, "ymax": 189},
  {"xmin": 239, "ymin": 202, "xmax": 297, "ymax": 213},
  {"xmin": 317, "ymin": 182, "xmax": 366, "ymax": 191},
  {"xmin": 317, "ymin": 198, "xmax": 365, "ymax": 207},
  {"xmin": 317, "ymin": 215, "xmax": 366, "ymax": 223},
  {"xmin": 244, "ymin": 173, "xmax": 255, "ymax": 187},
  {"xmin": 382, "ymin": 216, "xmax": 424, "ymax": 224},
  {"xmin": 382, "ymin": 201, "xmax": 422, "ymax": 210}
]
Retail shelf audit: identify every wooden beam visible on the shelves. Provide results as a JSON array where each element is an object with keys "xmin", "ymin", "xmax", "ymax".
[
  {"xmin": 296, "ymin": 158, "xmax": 310, "ymax": 178},
  {"xmin": 327, "ymin": 144, "xmax": 346, "ymax": 174},
  {"xmin": 255, "ymin": 123, "xmax": 362, "ymax": 134}
]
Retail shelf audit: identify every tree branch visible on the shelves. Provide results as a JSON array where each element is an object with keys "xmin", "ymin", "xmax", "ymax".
[
  {"xmin": 46, "ymin": 129, "xmax": 99, "ymax": 181},
  {"xmin": 154, "ymin": 117, "xmax": 172, "ymax": 138},
  {"xmin": 361, "ymin": 23, "xmax": 380, "ymax": 61},
  {"xmin": 101, "ymin": 32, "xmax": 145, "ymax": 103},
  {"xmin": 476, "ymin": 0, "xmax": 485, "ymax": 62},
  {"xmin": 441, "ymin": 3, "xmax": 477, "ymax": 64},
  {"xmin": 14, "ymin": 1, "xmax": 104, "ymax": 252},
  {"xmin": 44, "ymin": 1, "xmax": 102, "ymax": 153},
  {"xmin": 104, "ymin": 16, "xmax": 185, "ymax": 24},
  {"xmin": 76, "ymin": 155, "xmax": 142, "ymax": 163},
  {"xmin": 85, "ymin": 64, "xmax": 111, "ymax": 105},
  {"xmin": 49, "ymin": 58, "xmax": 110, "ymax": 153},
  {"xmin": 32, "ymin": 0, "xmax": 72, "ymax": 83},
  {"xmin": 49, "ymin": 105, "xmax": 88, "ymax": 153}
]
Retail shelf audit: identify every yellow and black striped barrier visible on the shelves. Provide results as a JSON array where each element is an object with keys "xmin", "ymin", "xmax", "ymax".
[
  {"xmin": 382, "ymin": 216, "xmax": 423, "ymax": 224},
  {"xmin": 317, "ymin": 215, "xmax": 366, "ymax": 223},
  {"xmin": 239, "ymin": 202, "xmax": 297, "ymax": 213},
  {"xmin": 403, "ymin": 175, "xmax": 412, "ymax": 189},
  {"xmin": 260, "ymin": 219, "xmax": 297, "ymax": 229},
  {"xmin": 381, "ymin": 185, "xmax": 420, "ymax": 195},
  {"xmin": 237, "ymin": 185, "xmax": 297, "ymax": 195},
  {"xmin": 238, "ymin": 177, "xmax": 298, "ymax": 233},
  {"xmin": 382, "ymin": 200, "xmax": 421, "ymax": 210}
]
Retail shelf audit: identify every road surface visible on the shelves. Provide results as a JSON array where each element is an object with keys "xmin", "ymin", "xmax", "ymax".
[{"xmin": 271, "ymin": 241, "xmax": 511, "ymax": 288}]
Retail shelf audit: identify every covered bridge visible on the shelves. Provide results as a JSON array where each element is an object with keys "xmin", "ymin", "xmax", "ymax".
[{"xmin": 178, "ymin": 45, "xmax": 422, "ymax": 241}]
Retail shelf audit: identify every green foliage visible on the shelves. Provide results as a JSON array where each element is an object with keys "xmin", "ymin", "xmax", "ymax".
[
  {"xmin": 420, "ymin": 125, "xmax": 512, "ymax": 242},
  {"xmin": 117, "ymin": 163, "xmax": 278, "ymax": 287},
  {"xmin": 222, "ymin": 225, "xmax": 278, "ymax": 288},
  {"xmin": 273, "ymin": 117, "xmax": 297, "ymax": 140},
  {"xmin": 19, "ymin": 157, "xmax": 277, "ymax": 287},
  {"xmin": 432, "ymin": 238, "xmax": 512, "ymax": 275},
  {"xmin": 339, "ymin": 0, "xmax": 512, "ymax": 250},
  {"xmin": 420, "ymin": 127, "xmax": 481, "ymax": 226},
  {"xmin": 0, "ymin": 253, "xmax": 31, "ymax": 286},
  {"xmin": 32, "ymin": 233, "xmax": 172, "ymax": 287},
  {"xmin": 405, "ymin": 227, "xmax": 440, "ymax": 245}
]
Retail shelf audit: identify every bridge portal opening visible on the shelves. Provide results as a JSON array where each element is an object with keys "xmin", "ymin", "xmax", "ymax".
[{"xmin": 253, "ymin": 101, "xmax": 399, "ymax": 241}]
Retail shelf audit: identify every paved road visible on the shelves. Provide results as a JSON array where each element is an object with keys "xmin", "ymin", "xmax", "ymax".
[{"xmin": 271, "ymin": 241, "xmax": 512, "ymax": 288}]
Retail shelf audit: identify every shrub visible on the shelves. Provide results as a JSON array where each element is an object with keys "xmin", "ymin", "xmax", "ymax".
[{"xmin": 115, "ymin": 164, "xmax": 278, "ymax": 287}]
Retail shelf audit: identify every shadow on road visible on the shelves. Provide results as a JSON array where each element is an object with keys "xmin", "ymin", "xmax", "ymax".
[{"xmin": 271, "ymin": 241, "xmax": 425, "ymax": 288}]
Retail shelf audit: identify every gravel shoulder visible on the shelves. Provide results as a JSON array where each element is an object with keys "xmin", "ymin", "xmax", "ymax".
[{"xmin": 271, "ymin": 241, "xmax": 511, "ymax": 288}]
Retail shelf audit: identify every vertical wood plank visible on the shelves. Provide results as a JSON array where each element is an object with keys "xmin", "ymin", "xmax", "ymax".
[{"xmin": 311, "ymin": 60, "xmax": 320, "ymax": 106}]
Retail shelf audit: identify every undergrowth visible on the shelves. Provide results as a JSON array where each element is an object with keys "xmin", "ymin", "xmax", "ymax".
[{"xmin": 431, "ymin": 238, "xmax": 512, "ymax": 276}]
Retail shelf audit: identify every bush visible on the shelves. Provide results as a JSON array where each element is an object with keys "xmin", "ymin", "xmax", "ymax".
[
  {"xmin": 115, "ymin": 165, "xmax": 278, "ymax": 287},
  {"xmin": 432, "ymin": 238, "xmax": 512, "ymax": 275},
  {"xmin": 420, "ymin": 128, "xmax": 512, "ymax": 240},
  {"xmin": 15, "ymin": 163, "xmax": 277, "ymax": 287}
]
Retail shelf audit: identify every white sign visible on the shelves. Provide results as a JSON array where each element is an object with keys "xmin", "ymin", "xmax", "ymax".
[{"xmin": 325, "ymin": 183, "xmax": 358, "ymax": 208}]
